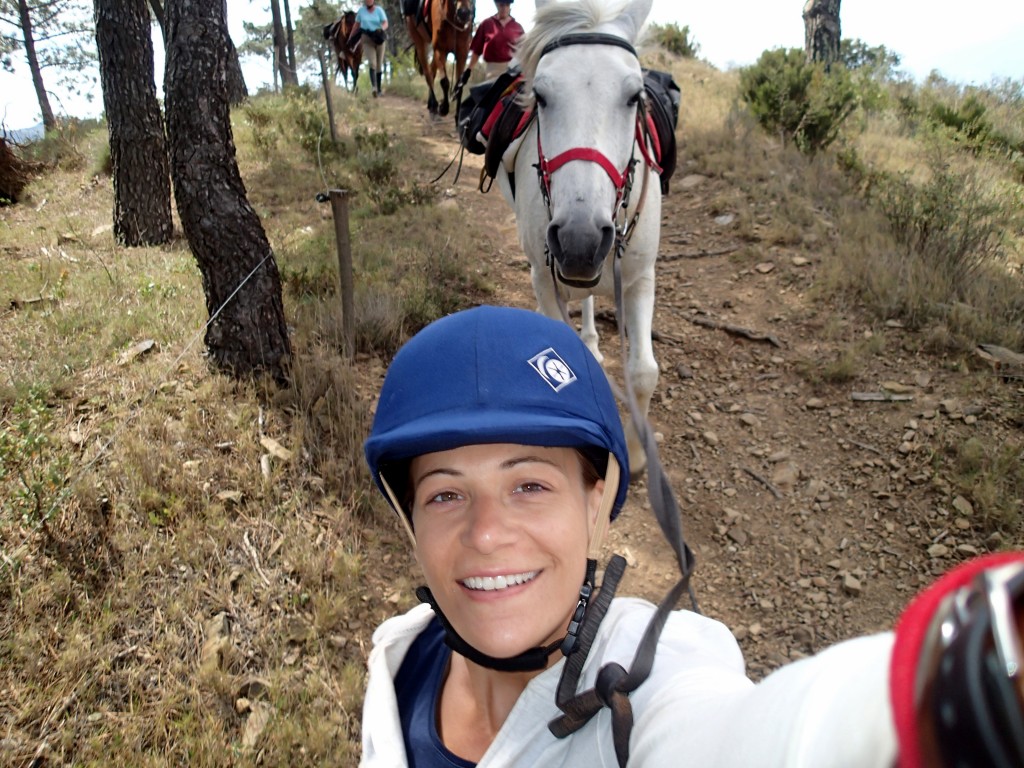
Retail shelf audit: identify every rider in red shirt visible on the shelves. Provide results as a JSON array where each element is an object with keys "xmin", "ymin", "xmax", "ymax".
[{"xmin": 468, "ymin": 0, "xmax": 525, "ymax": 78}]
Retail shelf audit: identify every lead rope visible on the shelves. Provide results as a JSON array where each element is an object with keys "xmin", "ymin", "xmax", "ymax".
[{"xmin": 546, "ymin": 104, "xmax": 698, "ymax": 768}]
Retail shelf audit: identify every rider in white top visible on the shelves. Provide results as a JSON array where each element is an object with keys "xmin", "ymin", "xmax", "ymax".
[{"xmin": 361, "ymin": 305, "xmax": 1024, "ymax": 767}]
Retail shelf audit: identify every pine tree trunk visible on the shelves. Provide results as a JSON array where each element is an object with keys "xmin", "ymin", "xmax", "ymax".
[
  {"xmin": 222, "ymin": 0, "xmax": 248, "ymax": 106},
  {"xmin": 17, "ymin": 0, "xmax": 56, "ymax": 131},
  {"xmin": 802, "ymin": 0, "xmax": 841, "ymax": 67},
  {"xmin": 269, "ymin": 0, "xmax": 297, "ymax": 87},
  {"xmin": 165, "ymin": 0, "xmax": 291, "ymax": 381},
  {"xmin": 283, "ymin": 0, "xmax": 296, "ymax": 80},
  {"xmin": 225, "ymin": 35, "xmax": 249, "ymax": 105},
  {"xmin": 94, "ymin": 0, "xmax": 173, "ymax": 247}
]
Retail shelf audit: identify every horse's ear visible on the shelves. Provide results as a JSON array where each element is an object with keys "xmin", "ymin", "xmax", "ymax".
[{"xmin": 617, "ymin": 0, "xmax": 653, "ymax": 42}]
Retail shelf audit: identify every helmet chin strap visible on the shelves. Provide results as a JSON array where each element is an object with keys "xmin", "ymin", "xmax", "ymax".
[{"xmin": 412, "ymin": 455, "xmax": 622, "ymax": 674}]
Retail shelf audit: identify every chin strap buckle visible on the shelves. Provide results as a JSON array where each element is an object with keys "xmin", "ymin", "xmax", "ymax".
[
  {"xmin": 560, "ymin": 579, "xmax": 594, "ymax": 656},
  {"xmin": 560, "ymin": 559, "xmax": 597, "ymax": 656}
]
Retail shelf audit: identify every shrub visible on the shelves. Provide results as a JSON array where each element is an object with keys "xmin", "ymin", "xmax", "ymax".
[
  {"xmin": 91, "ymin": 140, "xmax": 112, "ymax": 177},
  {"xmin": 243, "ymin": 99, "xmax": 281, "ymax": 159},
  {"xmin": 287, "ymin": 85, "xmax": 339, "ymax": 158},
  {"xmin": 26, "ymin": 120, "xmax": 88, "ymax": 171},
  {"xmin": 839, "ymin": 39, "xmax": 901, "ymax": 80},
  {"xmin": 648, "ymin": 22, "xmax": 699, "ymax": 59},
  {"xmin": 739, "ymin": 48, "xmax": 858, "ymax": 155},
  {"xmin": 834, "ymin": 146, "xmax": 1024, "ymax": 347},
  {"xmin": 839, "ymin": 39, "xmax": 906, "ymax": 113},
  {"xmin": 872, "ymin": 153, "xmax": 1013, "ymax": 287}
]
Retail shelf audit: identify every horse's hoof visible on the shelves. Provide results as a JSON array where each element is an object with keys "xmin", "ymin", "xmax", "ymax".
[{"xmin": 439, "ymin": 103, "xmax": 450, "ymax": 117}]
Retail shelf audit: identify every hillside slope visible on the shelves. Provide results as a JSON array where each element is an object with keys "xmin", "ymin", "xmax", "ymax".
[{"xmin": 381, "ymin": 93, "xmax": 1023, "ymax": 679}]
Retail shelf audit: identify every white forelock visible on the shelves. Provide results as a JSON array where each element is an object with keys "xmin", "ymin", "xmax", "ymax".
[{"xmin": 514, "ymin": 0, "xmax": 652, "ymax": 87}]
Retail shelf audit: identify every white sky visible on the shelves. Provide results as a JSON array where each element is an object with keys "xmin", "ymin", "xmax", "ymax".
[{"xmin": 2, "ymin": 0, "xmax": 1022, "ymax": 130}]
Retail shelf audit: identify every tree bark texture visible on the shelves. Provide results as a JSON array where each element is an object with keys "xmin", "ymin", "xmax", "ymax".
[
  {"xmin": 94, "ymin": 0, "xmax": 173, "ymax": 246},
  {"xmin": 222, "ymin": 0, "xmax": 248, "ymax": 106},
  {"xmin": 17, "ymin": 0, "xmax": 56, "ymax": 130},
  {"xmin": 164, "ymin": 0, "xmax": 291, "ymax": 380},
  {"xmin": 802, "ymin": 0, "xmax": 841, "ymax": 67},
  {"xmin": 225, "ymin": 34, "xmax": 248, "ymax": 104}
]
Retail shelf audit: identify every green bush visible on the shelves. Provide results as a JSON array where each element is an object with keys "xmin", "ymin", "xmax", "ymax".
[
  {"xmin": 837, "ymin": 145, "xmax": 1024, "ymax": 344},
  {"xmin": 242, "ymin": 99, "xmax": 281, "ymax": 159},
  {"xmin": 26, "ymin": 119, "xmax": 92, "ymax": 171},
  {"xmin": 287, "ymin": 85, "xmax": 340, "ymax": 158},
  {"xmin": 872, "ymin": 155, "xmax": 1013, "ymax": 287},
  {"xmin": 648, "ymin": 22, "xmax": 699, "ymax": 58},
  {"xmin": 839, "ymin": 39, "xmax": 905, "ymax": 114},
  {"xmin": 739, "ymin": 48, "xmax": 858, "ymax": 155},
  {"xmin": 91, "ymin": 141, "xmax": 112, "ymax": 177},
  {"xmin": 839, "ymin": 39, "xmax": 901, "ymax": 80}
]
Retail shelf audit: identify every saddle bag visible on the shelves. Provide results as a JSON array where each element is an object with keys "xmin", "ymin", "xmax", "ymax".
[
  {"xmin": 641, "ymin": 68, "xmax": 681, "ymax": 194},
  {"xmin": 481, "ymin": 81, "xmax": 531, "ymax": 181},
  {"xmin": 456, "ymin": 69, "xmax": 522, "ymax": 156}
]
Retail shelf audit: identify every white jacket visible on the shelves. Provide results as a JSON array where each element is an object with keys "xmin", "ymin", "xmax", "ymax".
[{"xmin": 361, "ymin": 598, "xmax": 897, "ymax": 767}]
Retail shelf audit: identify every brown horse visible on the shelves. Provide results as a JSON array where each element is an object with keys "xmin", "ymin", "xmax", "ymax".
[
  {"xmin": 323, "ymin": 11, "xmax": 363, "ymax": 93},
  {"xmin": 406, "ymin": 0, "xmax": 474, "ymax": 116}
]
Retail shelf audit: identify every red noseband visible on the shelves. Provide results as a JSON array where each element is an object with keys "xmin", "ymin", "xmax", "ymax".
[{"xmin": 538, "ymin": 146, "xmax": 629, "ymax": 193}]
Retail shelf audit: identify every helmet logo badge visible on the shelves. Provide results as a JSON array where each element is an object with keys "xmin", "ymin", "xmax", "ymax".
[{"xmin": 528, "ymin": 348, "xmax": 577, "ymax": 392}]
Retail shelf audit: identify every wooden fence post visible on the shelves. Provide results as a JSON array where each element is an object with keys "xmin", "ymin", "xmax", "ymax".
[{"xmin": 326, "ymin": 189, "xmax": 354, "ymax": 359}]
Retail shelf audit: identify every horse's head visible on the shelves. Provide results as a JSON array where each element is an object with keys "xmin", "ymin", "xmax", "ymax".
[
  {"xmin": 520, "ymin": 0, "xmax": 653, "ymax": 287},
  {"xmin": 454, "ymin": 0, "xmax": 474, "ymax": 28}
]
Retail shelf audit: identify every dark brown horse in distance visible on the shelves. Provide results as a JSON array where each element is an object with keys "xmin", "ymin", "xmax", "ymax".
[
  {"xmin": 323, "ymin": 11, "xmax": 362, "ymax": 93},
  {"xmin": 405, "ymin": 0, "xmax": 474, "ymax": 116}
]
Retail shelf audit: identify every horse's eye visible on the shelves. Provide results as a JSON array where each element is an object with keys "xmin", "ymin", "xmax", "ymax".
[
  {"xmin": 534, "ymin": 91, "xmax": 547, "ymax": 109},
  {"xmin": 627, "ymin": 91, "xmax": 642, "ymax": 107}
]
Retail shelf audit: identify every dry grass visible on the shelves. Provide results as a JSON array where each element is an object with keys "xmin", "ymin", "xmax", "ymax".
[
  {"xmin": 0, "ymin": 85, "xmax": 476, "ymax": 766},
  {"xmin": 2, "ymin": 55, "xmax": 1023, "ymax": 765}
]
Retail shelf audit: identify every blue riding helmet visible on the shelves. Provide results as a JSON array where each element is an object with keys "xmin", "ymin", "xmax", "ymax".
[{"xmin": 364, "ymin": 305, "xmax": 630, "ymax": 520}]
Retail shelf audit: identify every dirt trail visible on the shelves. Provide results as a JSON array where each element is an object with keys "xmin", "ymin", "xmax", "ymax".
[{"xmin": 381, "ymin": 94, "xmax": 1019, "ymax": 678}]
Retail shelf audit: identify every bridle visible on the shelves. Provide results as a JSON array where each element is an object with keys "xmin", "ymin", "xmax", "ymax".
[
  {"xmin": 441, "ymin": 0, "xmax": 474, "ymax": 33},
  {"xmin": 532, "ymin": 33, "xmax": 662, "ymax": 289}
]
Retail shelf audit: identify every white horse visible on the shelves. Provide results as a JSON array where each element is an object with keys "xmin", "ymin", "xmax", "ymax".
[{"xmin": 496, "ymin": 0, "xmax": 662, "ymax": 476}]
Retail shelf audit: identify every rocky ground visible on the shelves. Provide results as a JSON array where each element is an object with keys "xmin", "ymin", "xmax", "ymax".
[{"xmin": 380, "ymin": 96, "xmax": 1022, "ymax": 681}]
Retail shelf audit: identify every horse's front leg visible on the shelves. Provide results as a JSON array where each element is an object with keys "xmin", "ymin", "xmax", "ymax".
[
  {"xmin": 579, "ymin": 296, "xmax": 603, "ymax": 364},
  {"xmin": 425, "ymin": 67, "xmax": 439, "ymax": 114},
  {"xmin": 435, "ymin": 55, "xmax": 451, "ymax": 116},
  {"xmin": 529, "ymin": 264, "xmax": 567, "ymax": 327},
  {"xmin": 620, "ymin": 268, "xmax": 659, "ymax": 478},
  {"xmin": 439, "ymin": 74, "xmax": 452, "ymax": 116}
]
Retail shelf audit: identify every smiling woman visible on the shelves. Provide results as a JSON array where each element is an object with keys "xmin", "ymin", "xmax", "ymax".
[
  {"xmin": 361, "ymin": 305, "xmax": 1024, "ymax": 768},
  {"xmin": 410, "ymin": 443, "xmax": 604, "ymax": 661}
]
